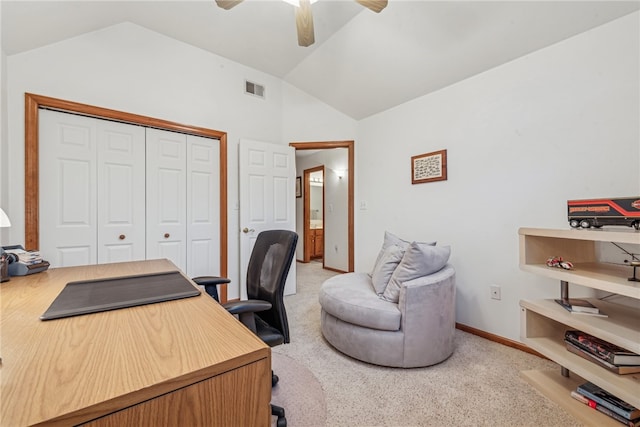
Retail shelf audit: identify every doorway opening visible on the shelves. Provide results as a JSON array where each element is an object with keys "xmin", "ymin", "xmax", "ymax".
[{"xmin": 290, "ymin": 140, "xmax": 354, "ymax": 273}]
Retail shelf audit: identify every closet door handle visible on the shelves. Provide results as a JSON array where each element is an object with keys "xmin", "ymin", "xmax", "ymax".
[
  {"xmin": 119, "ymin": 234, "xmax": 126, "ymax": 240},
  {"xmin": 164, "ymin": 233, "xmax": 170, "ymax": 239}
]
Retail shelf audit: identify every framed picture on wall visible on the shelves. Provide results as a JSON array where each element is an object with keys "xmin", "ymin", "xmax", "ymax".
[
  {"xmin": 411, "ymin": 149, "xmax": 447, "ymax": 184},
  {"xmin": 296, "ymin": 176, "xmax": 302, "ymax": 198}
]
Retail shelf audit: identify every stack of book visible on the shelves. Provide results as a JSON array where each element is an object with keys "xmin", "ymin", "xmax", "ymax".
[
  {"xmin": 571, "ymin": 382, "xmax": 640, "ymax": 427},
  {"xmin": 564, "ymin": 330, "xmax": 640, "ymax": 375},
  {"xmin": 5, "ymin": 248, "xmax": 44, "ymax": 265},
  {"xmin": 555, "ymin": 298, "xmax": 607, "ymax": 317}
]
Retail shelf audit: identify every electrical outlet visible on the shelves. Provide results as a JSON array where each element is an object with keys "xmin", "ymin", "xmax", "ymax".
[{"xmin": 490, "ymin": 285, "xmax": 501, "ymax": 300}]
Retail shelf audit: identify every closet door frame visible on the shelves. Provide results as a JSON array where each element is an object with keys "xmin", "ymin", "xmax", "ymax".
[{"xmin": 24, "ymin": 93, "xmax": 229, "ymax": 301}]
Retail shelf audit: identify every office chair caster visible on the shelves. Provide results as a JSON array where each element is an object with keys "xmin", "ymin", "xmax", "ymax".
[
  {"xmin": 272, "ymin": 372, "xmax": 279, "ymax": 387},
  {"xmin": 272, "ymin": 404, "xmax": 286, "ymax": 427}
]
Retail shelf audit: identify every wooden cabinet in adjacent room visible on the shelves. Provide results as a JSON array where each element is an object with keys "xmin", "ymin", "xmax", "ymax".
[{"xmin": 309, "ymin": 228, "xmax": 323, "ymax": 259}]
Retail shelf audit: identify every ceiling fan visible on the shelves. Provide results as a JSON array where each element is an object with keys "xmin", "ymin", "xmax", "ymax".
[{"xmin": 215, "ymin": 0, "xmax": 388, "ymax": 47}]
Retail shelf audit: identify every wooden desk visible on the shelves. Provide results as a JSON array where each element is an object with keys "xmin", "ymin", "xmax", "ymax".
[{"xmin": 0, "ymin": 259, "xmax": 271, "ymax": 426}]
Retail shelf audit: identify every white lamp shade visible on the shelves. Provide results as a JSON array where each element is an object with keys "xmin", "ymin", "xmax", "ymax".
[{"xmin": 0, "ymin": 208, "xmax": 11, "ymax": 227}]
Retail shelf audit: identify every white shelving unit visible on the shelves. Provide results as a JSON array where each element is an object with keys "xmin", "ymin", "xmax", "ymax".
[{"xmin": 518, "ymin": 227, "xmax": 640, "ymax": 427}]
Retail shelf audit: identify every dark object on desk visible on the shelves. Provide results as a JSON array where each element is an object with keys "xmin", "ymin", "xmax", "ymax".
[
  {"xmin": 41, "ymin": 271, "xmax": 201, "ymax": 321},
  {"xmin": 0, "ymin": 255, "xmax": 9, "ymax": 283},
  {"xmin": 2, "ymin": 244, "xmax": 50, "ymax": 277},
  {"xmin": 9, "ymin": 260, "xmax": 50, "ymax": 276},
  {"xmin": 218, "ymin": 230, "xmax": 298, "ymax": 427}
]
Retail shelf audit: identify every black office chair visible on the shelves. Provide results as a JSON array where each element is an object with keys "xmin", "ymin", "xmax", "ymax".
[{"xmin": 199, "ymin": 230, "xmax": 298, "ymax": 427}]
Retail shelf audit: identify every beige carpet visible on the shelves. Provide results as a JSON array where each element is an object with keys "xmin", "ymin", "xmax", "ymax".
[
  {"xmin": 271, "ymin": 260, "xmax": 581, "ymax": 427},
  {"xmin": 271, "ymin": 352, "xmax": 327, "ymax": 426}
]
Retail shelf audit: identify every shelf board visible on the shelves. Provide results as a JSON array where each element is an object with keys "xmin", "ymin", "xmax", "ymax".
[
  {"xmin": 520, "ymin": 298, "xmax": 640, "ymax": 355},
  {"xmin": 521, "ymin": 262, "xmax": 640, "ymax": 299},
  {"xmin": 522, "ymin": 334, "xmax": 640, "ymax": 408},
  {"xmin": 519, "ymin": 227, "xmax": 640, "ymax": 245},
  {"xmin": 521, "ymin": 370, "xmax": 624, "ymax": 427}
]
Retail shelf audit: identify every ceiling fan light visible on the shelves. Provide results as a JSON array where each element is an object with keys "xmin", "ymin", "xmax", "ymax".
[{"xmin": 282, "ymin": 0, "xmax": 318, "ymax": 7}]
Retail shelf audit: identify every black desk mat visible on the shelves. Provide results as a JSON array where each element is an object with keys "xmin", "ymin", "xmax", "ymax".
[{"xmin": 41, "ymin": 271, "xmax": 201, "ymax": 320}]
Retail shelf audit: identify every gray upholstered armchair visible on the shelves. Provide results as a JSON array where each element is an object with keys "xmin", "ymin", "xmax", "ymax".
[{"xmin": 319, "ymin": 232, "xmax": 456, "ymax": 368}]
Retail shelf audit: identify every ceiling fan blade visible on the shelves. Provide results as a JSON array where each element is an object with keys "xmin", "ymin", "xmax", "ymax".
[
  {"xmin": 215, "ymin": 0, "xmax": 244, "ymax": 10},
  {"xmin": 295, "ymin": 0, "xmax": 315, "ymax": 47},
  {"xmin": 355, "ymin": 0, "xmax": 388, "ymax": 13}
]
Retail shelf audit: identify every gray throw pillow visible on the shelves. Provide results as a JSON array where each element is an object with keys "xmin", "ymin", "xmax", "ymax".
[
  {"xmin": 383, "ymin": 231, "xmax": 411, "ymax": 250},
  {"xmin": 383, "ymin": 231, "xmax": 437, "ymax": 250},
  {"xmin": 382, "ymin": 243, "xmax": 451, "ymax": 303},
  {"xmin": 372, "ymin": 231, "xmax": 436, "ymax": 273},
  {"xmin": 370, "ymin": 244, "xmax": 405, "ymax": 294}
]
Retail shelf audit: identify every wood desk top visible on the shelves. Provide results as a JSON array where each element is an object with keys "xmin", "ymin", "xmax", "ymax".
[{"xmin": 0, "ymin": 259, "xmax": 270, "ymax": 426}]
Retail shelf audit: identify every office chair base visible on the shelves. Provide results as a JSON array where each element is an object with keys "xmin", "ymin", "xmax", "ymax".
[{"xmin": 272, "ymin": 404, "xmax": 286, "ymax": 427}]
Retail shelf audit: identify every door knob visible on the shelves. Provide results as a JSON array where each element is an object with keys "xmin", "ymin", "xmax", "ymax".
[
  {"xmin": 164, "ymin": 233, "xmax": 170, "ymax": 238},
  {"xmin": 242, "ymin": 228, "xmax": 255, "ymax": 234},
  {"xmin": 119, "ymin": 234, "xmax": 126, "ymax": 240}
]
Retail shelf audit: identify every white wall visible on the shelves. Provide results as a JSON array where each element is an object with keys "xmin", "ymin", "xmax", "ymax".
[
  {"xmin": 282, "ymin": 83, "xmax": 356, "ymax": 143},
  {"xmin": 355, "ymin": 12, "xmax": 640, "ymax": 341}
]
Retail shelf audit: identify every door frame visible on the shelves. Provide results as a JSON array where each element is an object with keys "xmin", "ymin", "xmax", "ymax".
[
  {"xmin": 24, "ymin": 93, "xmax": 229, "ymax": 300},
  {"xmin": 303, "ymin": 165, "xmax": 324, "ymax": 263},
  {"xmin": 290, "ymin": 140, "xmax": 354, "ymax": 272}
]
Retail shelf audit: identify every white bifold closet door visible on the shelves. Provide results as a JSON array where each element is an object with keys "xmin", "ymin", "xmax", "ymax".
[
  {"xmin": 145, "ymin": 128, "xmax": 220, "ymax": 277},
  {"xmin": 38, "ymin": 109, "xmax": 219, "ymax": 277}
]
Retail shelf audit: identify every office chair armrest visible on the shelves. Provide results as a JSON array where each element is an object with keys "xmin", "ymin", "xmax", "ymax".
[
  {"xmin": 191, "ymin": 276, "xmax": 231, "ymax": 286},
  {"xmin": 223, "ymin": 300, "xmax": 273, "ymax": 335},
  {"xmin": 192, "ymin": 276, "xmax": 231, "ymax": 302},
  {"xmin": 223, "ymin": 299, "xmax": 272, "ymax": 315}
]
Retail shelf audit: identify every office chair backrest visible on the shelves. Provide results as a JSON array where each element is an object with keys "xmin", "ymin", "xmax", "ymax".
[{"xmin": 246, "ymin": 230, "xmax": 298, "ymax": 344}]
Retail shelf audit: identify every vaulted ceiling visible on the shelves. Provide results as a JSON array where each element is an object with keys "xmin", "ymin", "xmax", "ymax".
[{"xmin": 2, "ymin": 1, "xmax": 639, "ymax": 119}]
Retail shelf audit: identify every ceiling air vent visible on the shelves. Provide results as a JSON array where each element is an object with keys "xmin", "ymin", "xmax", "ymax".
[{"xmin": 245, "ymin": 80, "xmax": 265, "ymax": 99}]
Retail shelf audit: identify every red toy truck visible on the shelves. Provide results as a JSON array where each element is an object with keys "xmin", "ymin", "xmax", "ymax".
[{"xmin": 568, "ymin": 197, "xmax": 640, "ymax": 230}]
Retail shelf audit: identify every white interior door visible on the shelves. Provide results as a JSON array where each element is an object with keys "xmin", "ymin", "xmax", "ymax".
[
  {"xmin": 239, "ymin": 139, "xmax": 296, "ymax": 299},
  {"xmin": 39, "ymin": 109, "xmax": 97, "ymax": 267},
  {"xmin": 96, "ymin": 120, "xmax": 146, "ymax": 264},
  {"xmin": 186, "ymin": 135, "xmax": 220, "ymax": 277},
  {"xmin": 146, "ymin": 128, "xmax": 187, "ymax": 271}
]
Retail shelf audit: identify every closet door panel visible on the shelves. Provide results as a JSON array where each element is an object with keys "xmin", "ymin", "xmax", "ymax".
[
  {"xmin": 97, "ymin": 121, "xmax": 146, "ymax": 264},
  {"xmin": 146, "ymin": 128, "xmax": 187, "ymax": 271},
  {"xmin": 186, "ymin": 135, "xmax": 220, "ymax": 277},
  {"xmin": 39, "ymin": 110, "xmax": 97, "ymax": 267}
]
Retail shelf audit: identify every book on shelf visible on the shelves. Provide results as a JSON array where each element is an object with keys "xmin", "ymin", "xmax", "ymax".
[
  {"xmin": 565, "ymin": 341, "xmax": 640, "ymax": 375},
  {"xmin": 571, "ymin": 391, "xmax": 640, "ymax": 427},
  {"xmin": 555, "ymin": 298, "xmax": 600, "ymax": 314},
  {"xmin": 554, "ymin": 299, "xmax": 608, "ymax": 317},
  {"xmin": 565, "ymin": 330, "xmax": 640, "ymax": 366},
  {"xmin": 576, "ymin": 382, "xmax": 640, "ymax": 421}
]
